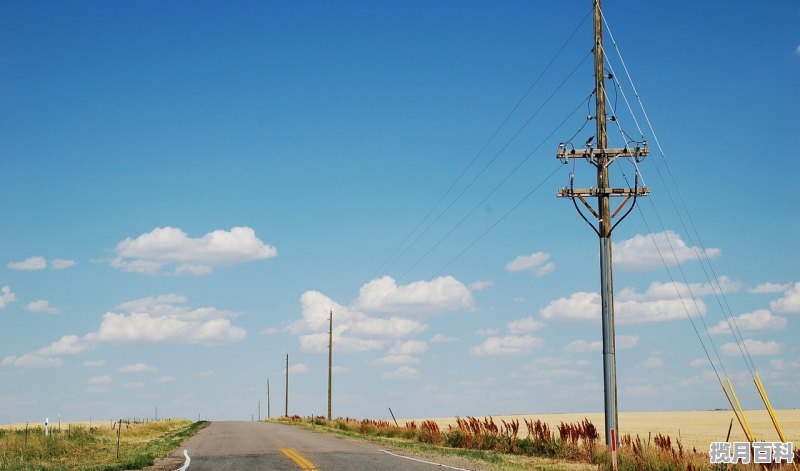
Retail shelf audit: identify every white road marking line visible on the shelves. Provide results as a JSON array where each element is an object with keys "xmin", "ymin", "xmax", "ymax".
[
  {"xmin": 174, "ymin": 449, "xmax": 191, "ymax": 471},
  {"xmin": 380, "ymin": 449, "xmax": 473, "ymax": 470}
]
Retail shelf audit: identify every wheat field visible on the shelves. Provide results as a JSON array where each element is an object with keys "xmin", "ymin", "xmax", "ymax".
[{"xmin": 414, "ymin": 409, "xmax": 800, "ymax": 451}]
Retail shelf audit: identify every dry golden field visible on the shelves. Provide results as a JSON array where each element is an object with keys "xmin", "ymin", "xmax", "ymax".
[{"xmin": 414, "ymin": 409, "xmax": 800, "ymax": 452}]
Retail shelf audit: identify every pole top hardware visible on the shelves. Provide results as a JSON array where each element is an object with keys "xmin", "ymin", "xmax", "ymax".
[{"xmin": 556, "ymin": 143, "xmax": 648, "ymax": 165}]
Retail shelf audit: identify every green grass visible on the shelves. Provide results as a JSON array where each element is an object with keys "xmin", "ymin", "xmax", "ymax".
[{"xmin": 0, "ymin": 420, "xmax": 207, "ymax": 471}]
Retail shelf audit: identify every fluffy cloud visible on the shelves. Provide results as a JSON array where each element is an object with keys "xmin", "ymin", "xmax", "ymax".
[
  {"xmin": 722, "ymin": 339, "xmax": 781, "ymax": 356},
  {"xmin": 619, "ymin": 276, "xmax": 741, "ymax": 301},
  {"xmin": 431, "ymin": 333, "xmax": 458, "ymax": 343},
  {"xmin": 288, "ymin": 363, "xmax": 310, "ymax": 374},
  {"xmin": 470, "ymin": 335, "xmax": 543, "ymax": 356},
  {"xmin": 750, "ymin": 283, "xmax": 791, "ymax": 294},
  {"xmin": 3, "ymin": 335, "xmax": 87, "ymax": 368},
  {"xmin": 119, "ymin": 363, "xmax": 157, "ymax": 373},
  {"xmin": 111, "ymin": 226, "xmax": 277, "ymax": 276},
  {"xmin": 156, "ymin": 376, "xmax": 176, "ymax": 383},
  {"xmin": 7, "ymin": 256, "xmax": 47, "ymax": 271},
  {"xmin": 0, "ymin": 286, "xmax": 16, "ymax": 309},
  {"xmin": 382, "ymin": 366, "xmax": 420, "ymax": 380},
  {"xmin": 89, "ymin": 375, "xmax": 112, "ymax": 385},
  {"xmin": 290, "ymin": 280, "xmax": 461, "ymax": 353},
  {"xmin": 52, "ymin": 259, "xmax": 76, "ymax": 270},
  {"xmin": 85, "ymin": 295, "xmax": 245, "ymax": 345},
  {"xmin": 506, "ymin": 316, "xmax": 545, "ymax": 334},
  {"xmin": 355, "ymin": 276, "xmax": 473, "ymax": 315},
  {"xmin": 708, "ymin": 310, "xmax": 787, "ymax": 335},
  {"xmin": 505, "ymin": 252, "xmax": 555, "ymax": 276},
  {"xmin": 613, "ymin": 231, "xmax": 720, "ymax": 271},
  {"xmin": 27, "ymin": 300, "xmax": 59, "ymax": 314},
  {"xmin": 370, "ymin": 354, "xmax": 420, "ymax": 366},
  {"xmin": 770, "ymin": 282, "xmax": 800, "ymax": 314},
  {"xmin": 389, "ymin": 340, "xmax": 428, "ymax": 355},
  {"xmin": 83, "ymin": 360, "xmax": 107, "ymax": 368},
  {"xmin": 468, "ymin": 280, "xmax": 494, "ymax": 292},
  {"xmin": 541, "ymin": 281, "xmax": 712, "ymax": 324}
]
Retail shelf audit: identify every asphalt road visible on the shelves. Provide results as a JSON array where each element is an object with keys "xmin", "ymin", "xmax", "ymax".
[{"xmin": 173, "ymin": 421, "xmax": 472, "ymax": 470}]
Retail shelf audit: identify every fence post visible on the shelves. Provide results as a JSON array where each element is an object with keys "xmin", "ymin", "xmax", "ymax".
[{"xmin": 116, "ymin": 419, "xmax": 122, "ymax": 460}]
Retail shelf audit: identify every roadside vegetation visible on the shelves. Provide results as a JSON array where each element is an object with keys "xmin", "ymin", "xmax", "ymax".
[
  {"xmin": 278, "ymin": 415, "xmax": 798, "ymax": 470},
  {"xmin": 0, "ymin": 419, "xmax": 206, "ymax": 471}
]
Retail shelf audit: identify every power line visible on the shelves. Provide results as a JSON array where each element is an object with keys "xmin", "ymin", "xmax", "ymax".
[{"xmin": 368, "ymin": 12, "xmax": 592, "ymax": 280}]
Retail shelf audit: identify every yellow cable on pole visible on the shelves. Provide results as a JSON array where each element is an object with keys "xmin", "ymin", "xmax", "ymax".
[
  {"xmin": 719, "ymin": 379, "xmax": 749, "ymax": 442},
  {"xmin": 726, "ymin": 376, "xmax": 756, "ymax": 442},
  {"xmin": 753, "ymin": 371, "xmax": 787, "ymax": 442}
]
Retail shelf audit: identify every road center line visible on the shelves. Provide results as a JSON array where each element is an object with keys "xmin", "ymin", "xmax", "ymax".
[
  {"xmin": 380, "ymin": 449, "xmax": 473, "ymax": 470},
  {"xmin": 280, "ymin": 447, "xmax": 319, "ymax": 471},
  {"xmin": 174, "ymin": 449, "xmax": 191, "ymax": 471}
]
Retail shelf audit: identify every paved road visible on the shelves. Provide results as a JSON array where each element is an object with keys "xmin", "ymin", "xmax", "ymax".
[{"xmin": 173, "ymin": 421, "xmax": 470, "ymax": 470}]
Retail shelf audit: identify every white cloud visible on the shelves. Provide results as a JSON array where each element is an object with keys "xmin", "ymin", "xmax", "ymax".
[
  {"xmin": 541, "ymin": 290, "xmax": 706, "ymax": 324},
  {"xmin": 122, "ymin": 382, "xmax": 144, "ymax": 389},
  {"xmin": 470, "ymin": 335, "xmax": 542, "ymax": 356},
  {"xmin": 770, "ymin": 282, "xmax": 800, "ymax": 313},
  {"xmin": 750, "ymin": 283, "xmax": 791, "ymax": 294},
  {"xmin": 7, "ymin": 256, "xmax": 47, "ymax": 271},
  {"xmin": 85, "ymin": 295, "xmax": 245, "ymax": 345},
  {"xmin": 83, "ymin": 360, "xmax": 107, "ymax": 368},
  {"xmin": 118, "ymin": 363, "xmax": 156, "ymax": 373},
  {"xmin": 51, "ymin": 259, "xmax": 76, "ymax": 270},
  {"xmin": 355, "ymin": 276, "xmax": 473, "ymax": 315},
  {"xmin": 619, "ymin": 277, "xmax": 741, "ymax": 301},
  {"xmin": 640, "ymin": 357, "xmax": 664, "ymax": 369},
  {"xmin": 505, "ymin": 252, "xmax": 555, "ymax": 276},
  {"xmin": 383, "ymin": 366, "xmax": 420, "ymax": 380},
  {"xmin": 388, "ymin": 340, "xmax": 428, "ymax": 355},
  {"xmin": 613, "ymin": 231, "xmax": 720, "ymax": 271},
  {"xmin": 36, "ymin": 335, "xmax": 89, "ymax": 356},
  {"xmin": 111, "ymin": 226, "xmax": 277, "ymax": 276},
  {"xmin": 722, "ymin": 339, "xmax": 781, "ymax": 356},
  {"xmin": 1, "ymin": 355, "xmax": 63, "ymax": 368},
  {"xmin": 468, "ymin": 280, "xmax": 494, "ymax": 292},
  {"xmin": 431, "ymin": 333, "xmax": 458, "ymax": 343},
  {"xmin": 89, "ymin": 375, "xmax": 112, "ymax": 384},
  {"xmin": 26, "ymin": 300, "xmax": 59, "ymax": 315},
  {"xmin": 506, "ymin": 316, "xmax": 545, "ymax": 334},
  {"xmin": 288, "ymin": 363, "xmax": 310, "ymax": 374},
  {"xmin": 0, "ymin": 286, "xmax": 17, "ymax": 309},
  {"xmin": 156, "ymin": 375, "xmax": 176, "ymax": 383},
  {"xmin": 708, "ymin": 309, "xmax": 787, "ymax": 335},
  {"xmin": 796, "ymin": 44, "xmax": 800, "ymax": 56},
  {"xmin": 563, "ymin": 335, "xmax": 638, "ymax": 352}
]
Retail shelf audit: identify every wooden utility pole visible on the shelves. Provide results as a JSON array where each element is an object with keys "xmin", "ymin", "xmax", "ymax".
[
  {"xmin": 327, "ymin": 309, "xmax": 333, "ymax": 421},
  {"xmin": 284, "ymin": 353, "xmax": 289, "ymax": 417},
  {"xmin": 556, "ymin": 1, "xmax": 648, "ymax": 469},
  {"xmin": 267, "ymin": 379, "xmax": 271, "ymax": 419}
]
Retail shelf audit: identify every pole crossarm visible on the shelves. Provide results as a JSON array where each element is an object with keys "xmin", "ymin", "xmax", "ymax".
[
  {"xmin": 557, "ymin": 187, "xmax": 650, "ymax": 197},
  {"xmin": 557, "ymin": 145, "xmax": 649, "ymax": 165}
]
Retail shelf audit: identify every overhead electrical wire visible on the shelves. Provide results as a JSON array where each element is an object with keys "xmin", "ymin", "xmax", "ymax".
[
  {"xmin": 601, "ymin": 12, "xmax": 760, "ymax": 378},
  {"xmin": 366, "ymin": 9, "xmax": 593, "ymax": 281}
]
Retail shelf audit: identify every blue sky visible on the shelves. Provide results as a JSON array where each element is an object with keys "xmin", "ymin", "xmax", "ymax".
[{"xmin": 1, "ymin": 1, "xmax": 798, "ymax": 423}]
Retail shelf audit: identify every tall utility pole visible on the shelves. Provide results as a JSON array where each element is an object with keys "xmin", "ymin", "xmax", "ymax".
[
  {"xmin": 267, "ymin": 379, "xmax": 271, "ymax": 419},
  {"xmin": 284, "ymin": 353, "xmax": 289, "ymax": 417},
  {"xmin": 327, "ymin": 309, "xmax": 333, "ymax": 421},
  {"xmin": 556, "ymin": 0, "xmax": 648, "ymax": 465}
]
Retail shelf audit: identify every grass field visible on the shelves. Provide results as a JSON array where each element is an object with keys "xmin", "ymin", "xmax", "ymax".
[
  {"xmin": 414, "ymin": 409, "xmax": 800, "ymax": 451},
  {"xmin": 0, "ymin": 419, "xmax": 204, "ymax": 471}
]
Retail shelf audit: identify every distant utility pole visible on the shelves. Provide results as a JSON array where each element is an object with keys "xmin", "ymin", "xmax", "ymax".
[
  {"xmin": 267, "ymin": 379, "xmax": 271, "ymax": 419},
  {"xmin": 555, "ymin": 0, "xmax": 648, "ymax": 468},
  {"xmin": 327, "ymin": 309, "xmax": 333, "ymax": 421},
  {"xmin": 285, "ymin": 353, "xmax": 289, "ymax": 417}
]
